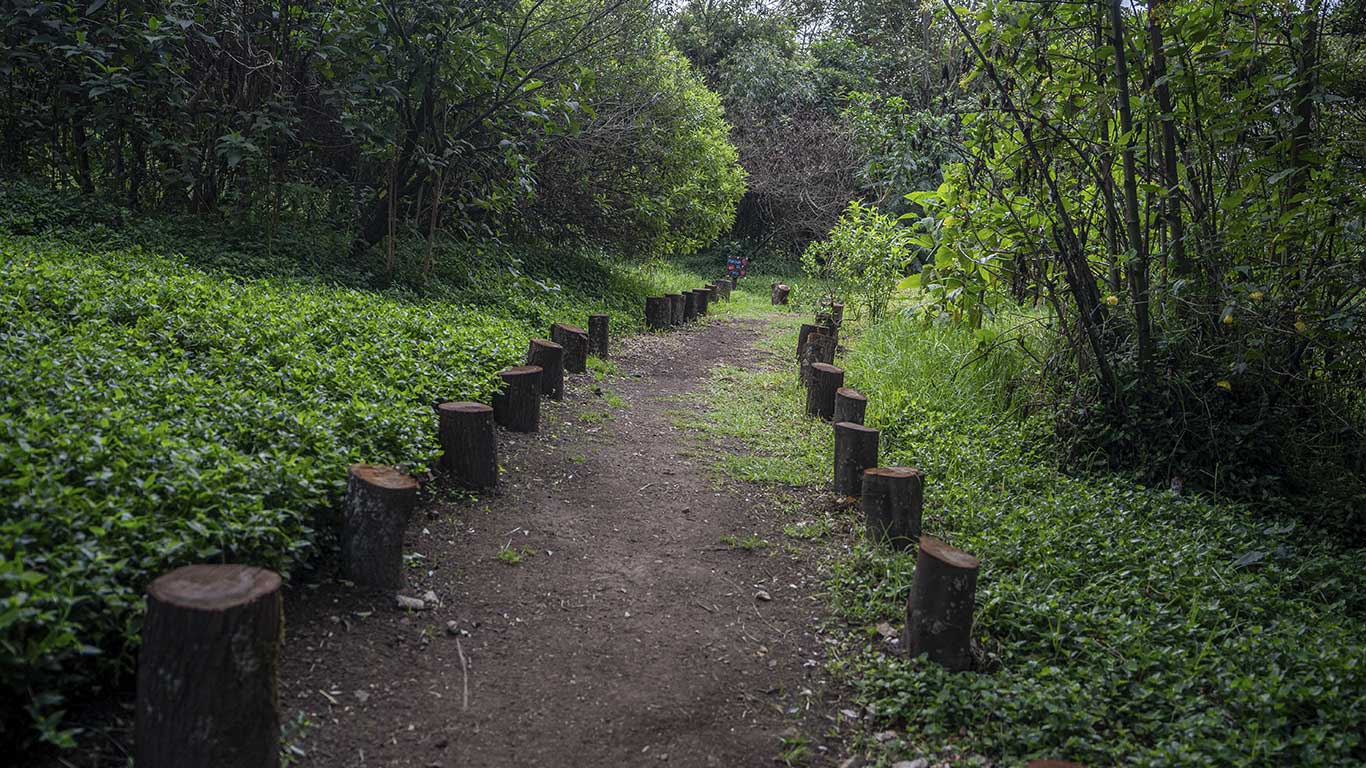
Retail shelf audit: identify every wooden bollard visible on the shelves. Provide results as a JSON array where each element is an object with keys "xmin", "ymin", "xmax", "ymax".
[
  {"xmin": 713, "ymin": 280, "xmax": 731, "ymax": 301},
  {"xmin": 645, "ymin": 296, "xmax": 670, "ymax": 330},
  {"xmin": 833, "ymin": 421, "xmax": 878, "ymax": 496},
  {"xmin": 137, "ymin": 564, "xmax": 283, "ymax": 768},
  {"xmin": 861, "ymin": 466, "xmax": 923, "ymax": 549},
  {"xmin": 588, "ymin": 313, "xmax": 610, "ymax": 357},
  {"xmin": 806, "ymin": 362, "xmax": 844, "ymax": 420},
  {"xmin": 905, "ymin": 536, "xmax": 980, "ymax": 671},
  {"xmin": 550, "ymin": 323, "xmax": 588, "ymax": 372},
  {"xmin": 833, "ymin": 387, "xmax": 867, "ymax": 425},
  {"xmin": 342, "ymin": 464, "xmax": 418, "ymax": 590},
  {"xmin": 437, "ymin": 402, "xmax": 497, "ymax": 489},
  {"xmin": 526, "ymin": 338, "xmax": 565, "ymax": 399},
  {"xmin": 493, "ymin": 365, "xmax": 542, "ymax": 432},
  {"xmin": 683, "ymin": 291, "xmax": 699, "ymax": 322},
  {"xmin": 831, "ymin": 302, "xmax": 844, "ymax": 325},
  {"xmin": 771, "ymin": 283, "xmax": 791, "ymax": 305},
  {"xmin": 796, "ymin": 323, "xmax": 822, "ymax": 360},
  {"xmin": 666, "ymin": 294, "xmax": 684, "ymax": 326},
  {"xmin": 799, "ymin": 332, "xmax": 836, "ymax": 386},
  {"xmin": 694, "ymin": 288, "xmax": 710, "ymax": 316}
]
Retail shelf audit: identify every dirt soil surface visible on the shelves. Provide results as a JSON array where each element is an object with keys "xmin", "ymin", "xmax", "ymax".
[{"xmin": 280, "ymin": 316, "xmax": 849, "ymax": 768}]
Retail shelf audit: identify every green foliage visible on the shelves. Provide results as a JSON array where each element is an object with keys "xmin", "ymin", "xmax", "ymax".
[
  {"xmin": 843, "ymin": 92, "xmax": 959, "ymax": 214},
  {"xmin": 800, "ymin": 201, "xmax": 910, "ymax": 324}
]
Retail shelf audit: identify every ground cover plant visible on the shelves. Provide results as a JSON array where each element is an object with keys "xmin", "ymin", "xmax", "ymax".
[{"xmin": 695, "ymin": 313, "xmax": 1366, "ymax": 766}]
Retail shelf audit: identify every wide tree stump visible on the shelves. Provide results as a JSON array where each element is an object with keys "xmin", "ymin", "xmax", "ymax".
[
  {"xmin": 342, "ymin": 464, "xmax": 419, "ymax": 590},
  {"xmin": 588, "ymin": 313, "xmax": 610, "ymax": 357},
  {"xmin": 137, "ymin": 564, "xmax": 283, "ymax": 768},
  {"xmin": 833, "ymin": 386, "xmax": 868, "ymax": 425},
  {"xmin": 666, "ymin": 294, "xmax": 685, "ymax": 326},
  {"xmin": 550, "ymin": 323, "xmax": 588, "ymax": 372},
  {"xmin": 645, "ymin": 296, "xmax": 671, "ymax": 330},
  {"xmin": 905, "ymin": 536, "xmax": 981, "ymax": 672},
  {"xmin": 526, "ymin": 338, "xmax": 565, "ymax": 399},
  {"xmin": 694, "ymin": 288, "xmax": 711, "ymax": 316},
  {"xmin": 493, "ymin": 365, "xmax": 542, "ymax": 432},
  {"xmin": 437, "ymin": 401, "xmax": 497, "ymax": 489},
  {"xmin": 806, "ymin": 362, "xmax": 845, "ymax": 420},
  {"xmin": 799, "ymin": 332, "xmax": 837, "ymax": 386},
  {"xmin": 833, "ymin": 421, "xmax": 879, "ymax": 496},
  {"xmin": 772, "ymin": 283, "xmax": 791, "ymax": 305},
  {"xmin": 796, "ymin": 323, "xmax": 822, "ymax": 360},
  {"xmin": 683, "ymin": 291, "xmax": 699, "ymax": 322},
  {"xmin": 861, "ymin": 466, "xmax": 923, "ymax": 550}
]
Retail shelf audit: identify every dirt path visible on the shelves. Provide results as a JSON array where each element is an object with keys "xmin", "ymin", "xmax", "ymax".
[{"xmin": 281, "ymin": 316, "xmax": 844, "ymax": 767}]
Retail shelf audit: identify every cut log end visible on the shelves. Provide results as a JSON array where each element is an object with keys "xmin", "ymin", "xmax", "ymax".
[
  {"xmin": 437, "ymin": 401, "xmax": 492, "ymax": 415},
  {"xmin": 349, "ymin": 463, "xmax": 419, "ymax": 492},
  {"xmin": 147, "ymin": 564, "xmax": 281, "ymax": 613},
  {"xmin": 921, "ymin": 535, "xmax": 981, "ymax": 570}
]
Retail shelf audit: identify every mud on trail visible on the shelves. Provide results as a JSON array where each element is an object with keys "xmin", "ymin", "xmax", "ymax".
[{"xmin": 281, "ymin": 316, "xmax": 848, "ymax": 767}]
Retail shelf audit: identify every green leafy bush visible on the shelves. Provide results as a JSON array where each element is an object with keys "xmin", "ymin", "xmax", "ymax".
[{"xmin": 800, "ymin": 201, "xmax": 910, "ymax": 323}]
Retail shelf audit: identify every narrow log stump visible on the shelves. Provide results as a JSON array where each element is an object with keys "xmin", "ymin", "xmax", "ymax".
[
  {"xmin": 831, "ymin": 302, "xmax": 845, "ymax": 325},
  {"xmin": 645, "ymin": 296, "xmax": 671, "ymax": 330},
  {"xmin": 905, "ymin": 536, "xmax": 980, "ymax": 671},
  {"xmin": 833, "ymin": 387, "xmax": 868, "ymax": 425},
  {"xmin": 588, "ymin": 313, "xmax": 610, "ymax": 357},
  {"xmin": 437, "ymin": 401, "xmax": 497, "ymax": 489},
  {"xmin": 137, "ymin": 564, "xmax": 283, "ymax": 768},
  {"xmin": 799, "ymin": 332, "xmax": 837, "ymax": 386},
  {"xmin": 833, "ymin": 421, "xmax": 879, "ymax": 496},
  {"xmin": 694, "ymin": 288, "xmax": 711, "ymax": 316},
  {"xmin": 806, "ymin": 362, "xmax": 845, "ymax": 420},
  {"xmin": 797, "ymin": 323, "xmax": 822, "ymax": 360},
  {"xmin": 550, "ymin": 323, "xmax": 588, "ymax": 372},
  {"xmin": 667, "ymin": 294, "xmax": 685, "ymax": 326},
  {"xmin": 526, "ymin": 338, "xmax": 565, "ymax": 399},
  {"xmin": 683, "ymin": 291, "xmax": 699, "ymax": 322},
  {"xmin": 713, "ymin": 280, "xmax": 731, "ymax": 301},
  {"xmin": 342, "ymin": 464, "xmax": 419, "ymax": 590},
  {"xmin": 772, "ymin": 283, "xmax": 791, "ymax": 305},
  {"xmin": 861, "ymin": 466, "xmax": 923, "ymax": 550},
  {"xmin": 493, "ymin": 365, "xmax": 543, "ymax": 432}
]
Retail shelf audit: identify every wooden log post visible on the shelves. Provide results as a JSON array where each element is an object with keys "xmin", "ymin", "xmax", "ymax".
[
  {"xmin": 645, "ymin": 296, "xmax": 670, "ymax": 330},
  {"xmin": 772, "ymin": 283, "xmax": 791, "ymax": 305},
  {"xmin": 341, "ymin": 464, "xmax": 419, "ymax": 590},
  {"xmin": 588, "ymin": 313, "xmax": 610, "ymax": 357},
  {"xmin": 905, "ymin": 536, "xmax": 981, "ymax": 672},
  {"xmin": 683, "ymin": 291, "xmax": 699, "ymax": 322},
  {"xmin": 713, "ymin": 280, "xmax": 731, "ymax": 301},
  {"xmin": 550, "ymin": 323, "xmax": 588, "ymax": 373},
  {"xmin": 831, "ymin": 302, "xmax": 845, "ymax": 325},
  {"xmin": 667, "ymin": 294, "xmax": 685, "ymax": 326},
  {"xmin": 799, "ymin": 332, "xmax": 837, "ymax": 387},
  {"xmin": 861, "ymin": 466, "xmax": 923, "ymax": 550},
  {"xmin": 833, "ymin": 421, "xmax": 879, "ymax": 496},
  {"xmin": 806, "ymin": 362, "xmax": 845, "ymax": 420},
  {"xmin": 437, "ymin": 402, "xmax": 497, "ymax": 489},
  {"xmin": 796, "ymin": 323, "xmax": 822, "ymax": 360},
  {"xmin": 493, "ymin": 365, "xmax": 543, "ymax": 432},
  {"xmin": 137, "ymin": 565, "xmax": 283, "ymax": 768},
  {"xmin": 526, "ymin": 338, "xmax": 565, "ymax": 399},
  {"xmin": 833, "ymin": 386, "xmax": 868, "ymax": 425},
  {"xmin": 694, "ymin": 288, "xmax": 711, "ymax": 316}
]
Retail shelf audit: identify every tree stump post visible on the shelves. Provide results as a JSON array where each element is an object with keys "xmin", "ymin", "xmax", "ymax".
[
  {"xmin": 683, "ymin": 291, "xmax": 699, "ymax": 322},
  {"xmin": 772, "ymin": 283, "xmax": 791, "ymax": 305},
  {"xmin": 588, "ymin": 313, "xmax": 610, "ymax": 357},
  {"xmin": 905, "ymin": 536, "xmax": 981, "ymax": 671},
  {"xmin": 437, "ymin": 401, "xmax": 497, "ymax": 489},
  {"xmin": 806, "ymin": 362, "xmax": 845, "ymax": 420},
  {"xmin": 550, "ymin": 323, "xmax": 588, "ymax": 372},
  {"xmin": 713, "ymin": 280, "xmax": 731, "ymax": 301},
  {"xmin": 493, "ymin": 365, "xmax": 543, "ymax": 432},
  {"xmin": 833, "ymin": 421, "xmax": 879, "ymax": 496},
  {"xmin": 342, "ymin": 464, "xmax": 419, "ymax": 590},
  {"xmin": 694, "ymin": 288, "xmax": 710, "ymax": 316},
  {"xmin": 861, "ymin": 466, "xmax": 923, "ymax": 550},
  {"xmin": 667, "ymin": 294, "xmax": 685, "ymax": 326},
  {"xmin": 799, "ymin": 332, "xmax": 836, "ymax": 387},
  {"xmin": 796, "ymin": 323, "xmax": 822, "ymax": 360},
  {"xmin": 831, "ymin": 302, "xmax": 845, "ymax": 325},
  {"xmin": 526, "ymin": 338, "xmax": 565, "ymax": 399},
  {"xmin": 645, "ymin": 296, "xmax": 670, "ymax": 330},
  {"xmin": 833, "ymin": 387, "xmax": 868, "ymax": 425},
  {"xmin": 137, "ymin": 564, "xmax": 283, "ymax": 768}
]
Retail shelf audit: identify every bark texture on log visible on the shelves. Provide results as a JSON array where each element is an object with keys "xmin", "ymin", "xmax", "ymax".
[
  {"xmin": 713, "ymin": 280, "xmax": 731, "ymax": 301},
  {"xmin": 645, "ymin": 296, "xmax": 670, "ymax": 330},
  {"xmin": 588, "ymin": 314, "xmax": 610, "ymax": 357},
  {"xmin": 833, "ymin": 387, "xmax": 867, "ymax": 425},
  {"xmin": 833, "ymin": 421, "xmax": 879, "ymax": 496},
  {"xmin": 526, "ymin": 338, "xmax": 565, "ymax": 399},
  {"xmin": 771, "ymin": 283, "xmax": 791, "ymax": 305},
  {"xmin": 905, "ymin": 535, "xmax": 980, "ymax": 672},
  {"xmin": 799, "ymin": 332, "xmax": 837, "ymax": 386},
  {"xmin": 694, "ymin": 288, "xmax": 710, "ymax": 316},
  {"xmin": 861, "ymin": 466, "xmax": 923, "ymax": 550},
  {"xmin": 831, "ymin": 303, "xmax": 844, "ymax": 325},
  {"xmin": 683, "ymin": 291, "xmax": 699, "ymax": 321},
  {"xmin": 493, "ymin": 365, "xmax": 542, "ymax": 432},
  {"xmin": 550, "ymin": 323, "xmax": 588, "ymax": 373},
  {"xmin": 137, "ymin": 565, "xmax": 283, "ymax": 768},
  {"xmin": 797, "ymin": 323, "xmax": 821, "ymax": 360},
  {"xmin": 342, "ymin": 464, "xmax": 419, "ymax": 590},
  {"xmin": 806, "ymin": 362, "xmax": 845, "ymax": 420},
  {"xmin": 667, "ymin": 294, "xmax": 684, "ymax": 326},
  {"xmin": 437, "ymin": 401, "xmax": 497, "ymax": 489}
]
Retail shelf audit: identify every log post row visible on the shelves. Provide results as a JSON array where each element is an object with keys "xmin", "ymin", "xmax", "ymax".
[
  {"xmin": 550, "ymin": 323, "xmax": 588, "ymax": 372},
  {"xmin": 588, "ymin": 313, "xmax": 610, "ymax": 357},
  {"xmin": 833, "ymin": 421, "xmax": 878, "ymax": 496},
  {"xmin": 796, "ymin": 323, "xmax": 822, "ymax": 360},
  {"xmin": 694, "ymin": 288, "xmax": 710, "ymax": 316},
  {"xmin": 905, "ymin": 535, "xmax": 981, "ymax": 672},
  {"xmin": 493, "ymin": 365, "xmax": 542, "ymax": 432},
  {"xmin": 861, "ymin": 466, "xmax": 923, "ymax": 550},
  {"xmin": 667, "ymin": 293, "xmax": 685, "ymax": 326},
  {"xmin": 645, "ymin": 296, "xmax": 671, "ymax": 330},
  {"xmin": 341, "ymin": 463, "xmax": 419, "ymax": 590},
  {"xmin": 799, "ymin": 333, "xmax": 836, "ymax": 387},
  {"xmin": 683, "ymin": 291, "xmax": 699, "ymax": 322},
  {"xmin": 437, "ymin": 401, "xmax": 497, "ymax": 489},
  {"xmin": 806, "ymin": 362, "xmax": 844, "ymax": 420},
  {"xmin": 526, "ymin": 338, "xmax": 565, "ymax": 399},
  {"xmin": 137, "ymin": 564, "xmax": 283, "ymax": 768},
  {"xmin": 833, "ymin": 386, "xmax": 867, "ymax": 425}
]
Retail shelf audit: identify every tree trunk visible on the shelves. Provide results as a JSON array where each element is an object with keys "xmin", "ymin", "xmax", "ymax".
[
  {"xmin": 833, "ymin": 421, "xmax": 879, "ymax": 496},
  {"xmin": 137, "ymin": 565, "xmax": 283, "ymax": 768},
  {"xmin": 550, "ymin": 323, "xmax": 588, "ymax": 373},
  {"xmin": 645, "ymin": 296, "xmax": 671, "ymax": 330},
  {"xmin": 833, "ymin": 387, "xmax": 868, "ymax": 425},
  {"xmin": 806, "ymin": 363, "xmax": 845, "ymax": 420},
  {"xmin": 526, "ymin": 338, "xmax": 565, "ymax": 399},
  {"xmin": 341, "ymin": 464, "xmax": 419, "ymax": 591},
  {"xmin": 588, "ymin": 314, "xmax": 610, "ymax": 357},
  {"xmin": 1148, "ymin": 0, "xmax": 1188, "ymax": 277},
  {"xmin": 493, "ymin": 365, "xmax": 543, "ymax": 432},
  {"xmin": 905, "ymin": 535, "xmax": 980, "ymax": 671},
  {"xmin": 1110, "ymin": 0, "xmax": 1153, "ymax": 373},
  {"xmin": 861, "ymin": 466, "xmax": 923, "ymax": 550},
  {"xmin": 437, "ymin": 401, "xmax": 497, "ymax": 490}
]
